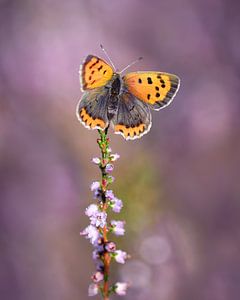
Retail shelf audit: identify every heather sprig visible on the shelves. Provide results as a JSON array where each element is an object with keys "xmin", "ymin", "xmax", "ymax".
[{"xmin": 81, "ymin": 128, "xmax": 129, "ymax": 299}]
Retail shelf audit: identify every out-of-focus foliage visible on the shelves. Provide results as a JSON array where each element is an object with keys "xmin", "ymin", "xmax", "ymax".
[
  {"xmin": 1, "ymin": 0, "xmax": 240, "ymax": 299},
  {"xmin": 116, "ymin": 154, "xmax": 163, "ymax": 232}
]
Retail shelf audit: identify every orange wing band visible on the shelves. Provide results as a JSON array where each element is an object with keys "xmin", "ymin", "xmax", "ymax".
[
  {"xmin": 79, "ymin": 108, "xmax": 106, "ymax": 129},
  {"xmin": 114, "ymin": 124, "xmax": 146, "ymax": 139}
]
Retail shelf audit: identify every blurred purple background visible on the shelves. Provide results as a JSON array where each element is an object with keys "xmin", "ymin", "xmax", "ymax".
[{"xmin": 1, "ymin": 1, "xmax": 240, "ymax": 299}]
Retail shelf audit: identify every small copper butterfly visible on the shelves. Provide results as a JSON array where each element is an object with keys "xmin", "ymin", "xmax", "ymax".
[{"xmin": 76, "ymin": 46, "xmax": 180, "ymax": 140}]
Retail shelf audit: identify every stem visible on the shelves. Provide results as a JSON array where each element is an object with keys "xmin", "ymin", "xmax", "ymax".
[{"xmin": 98, "ymin": 128, "xmax": 111, "ymax": 300}]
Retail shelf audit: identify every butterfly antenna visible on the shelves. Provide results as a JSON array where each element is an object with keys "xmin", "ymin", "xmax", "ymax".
[
  {"xmin": 100, "ymin": 44, "xmax": 116, "ymax": 71},
  {"xmin": 119, "ymin": 56, "xmax": 143, "ymax": 74}
]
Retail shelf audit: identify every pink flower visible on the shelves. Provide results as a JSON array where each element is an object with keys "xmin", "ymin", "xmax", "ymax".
[
  {"xmin": 110, "ymin": 153, "xmax": 120, "ymax": 161},
  {"xmin": 92, "ymin": 249, "xmax": 100, "ymax": 260},
  {"xmin": 105, "ymin": 241, "xmax": 116, "ymax": 252},
  {"xmin": 106, "ymin": 163, "xmax": 114, "ymax": 173},
  {"xmin": 80, "ymin": 225, "xmax": 99, "ymax": 245},
  {"xmin": 110, "ymin": 220, "xmax": 125, "ymax": 236},
  {"xmin": 90, "ymin": 211, "xmax": 107, "ymax": 228},
  {"xmin": 93, "ymin": 189, "xmax": 101, "ymax": 199},
  {"xmin": 106, "ymin": 190, "xmax": 115, "ymax": 200},
  {"xmin": 111, "ymin": 198, "xmax": 123, "ymax": 213},
  {"xmin": 114, "ymin": 250, "xmax": 128, "ymax": 264},
  {"xmin": 91, "ymin": 271, "xmax": 104, "ymax": 283},
  {"xmin": 115, "ymin": 282, "xmax": 128, "ymax": 296},
  {"xmin": 85, "ymin": 204, "xmax": 98, "ymax": 217},
  {"xmin": 88, "ymin": 283, "xmax": 99, "ymax": 296},
  {"xmin": 92, "ymin": 157, "xmax": 101, "ymax": 164},
  {"xmin": 90, "ymin": 181, "xmax": 100, "ymax": 191},
  {"xmin": 92, "ymin": 245, "xmax": 104, "ymax": 260}
]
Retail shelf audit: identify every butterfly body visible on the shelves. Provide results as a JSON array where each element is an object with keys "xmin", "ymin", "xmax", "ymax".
[
  {"xmin": 105, "ymin": 73, "xmax": 121, "ymax": 120},
  {"xmin": 77, "ymin": 54, "xmax": 180, "ymax": 140}
]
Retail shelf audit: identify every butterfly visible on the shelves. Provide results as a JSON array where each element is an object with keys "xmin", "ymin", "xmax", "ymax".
[{"xmin": 76, "ymin": 49, "xmax": 180, "ymax": 140}]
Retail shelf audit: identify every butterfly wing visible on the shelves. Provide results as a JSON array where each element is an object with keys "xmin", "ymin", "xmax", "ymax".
[
  {"xmin": 76, "ymin": 87, "xmax": 110, "ymax": 130},
  {"xmin": 80, "ymin": 55, "xmax": 114, "ymax": 91},
  {"xmin": 111, "ymin": 90, "xmax": 151, "ymax": 140},
  {"xmin": 123, "ymin": 72, "xmax": 180, "ymax": 110}
]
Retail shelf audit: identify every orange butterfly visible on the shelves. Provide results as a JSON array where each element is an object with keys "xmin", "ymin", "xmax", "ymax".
[{"xmin": 76, "ymin": 47, "xmax": 180, "ymax": 140}]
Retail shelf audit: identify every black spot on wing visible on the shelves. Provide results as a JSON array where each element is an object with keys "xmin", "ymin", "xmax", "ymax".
[
  {"xmin": 153, "ymin": 76, "xmax": 180, "ymax": 110},
  {"xmin": 159, "ymin": 79, "xmax": 166, "ymax": 88},
  {"xmin": 89, "ymin": 59, "xmax": 100, "ymax": 69},
  {"xmin": 147, "ymin": 77, "xmax": 153, "ymax": 84}
]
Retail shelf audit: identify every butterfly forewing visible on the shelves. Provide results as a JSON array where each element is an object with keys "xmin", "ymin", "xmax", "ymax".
[
  {"xmin": 123, "ymin": 72, "xmax": 180, "ymax": 110},
  {"xmin": 80, "ymin": 55, "xmax": 114, "ymax": 91}
]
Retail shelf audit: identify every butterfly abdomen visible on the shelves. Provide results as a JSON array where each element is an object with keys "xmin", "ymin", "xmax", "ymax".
[{"xmin": 107, "ymin": 74, "xmax": 121, "ymax": 120}]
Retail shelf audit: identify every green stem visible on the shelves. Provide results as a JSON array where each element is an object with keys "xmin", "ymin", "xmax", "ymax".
[{"xmin": 97, "ymin": 128, "xmax": 111, "ymax": 300}]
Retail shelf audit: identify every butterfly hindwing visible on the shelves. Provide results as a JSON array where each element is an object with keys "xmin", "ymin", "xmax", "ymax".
[
  {"xmin": 80, "ymin": 55, "xmax": 114, "ymax": 91},
  {"xmin": 111, "ymin": 90, "xmax": 151, "ymax": 140},
  {"xmin": 123, "ymin": 72, "xmax": 180, "ymax": 110},
  {"xmin": 76, "ymin": 87, "xmax": 110, "ymax": 130}
]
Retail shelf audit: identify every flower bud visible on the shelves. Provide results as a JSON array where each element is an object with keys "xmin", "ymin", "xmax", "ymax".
[
  {"xmin": 91, "ymin": 271, "xmax": 104, "ymax": 283},
  {"xmin": 105, "ymin": 241, "xmax": 116, "ymax": 252}
]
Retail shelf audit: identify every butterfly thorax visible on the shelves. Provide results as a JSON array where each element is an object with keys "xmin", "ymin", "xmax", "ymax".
[
  {"xmin": 109, "ymin": 73, "xmax": 121, "ymax": 95},
  {"xmin": 107, "ymin": 73, "xmax": 121, "ymax": 120}
]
